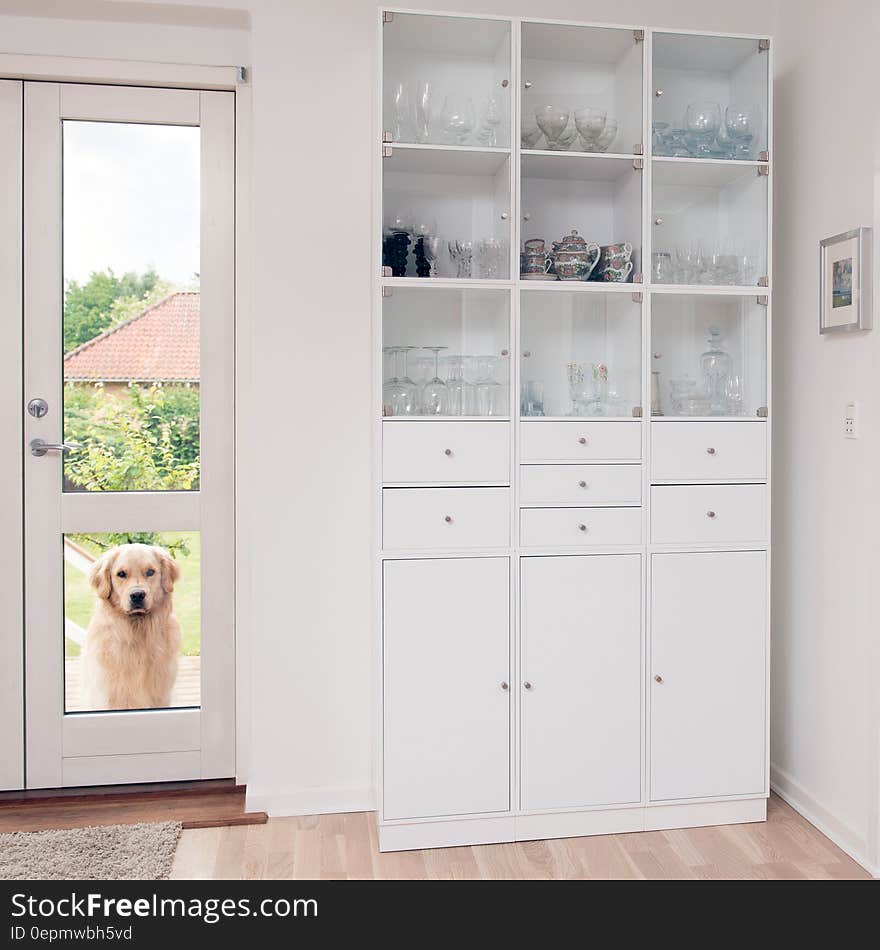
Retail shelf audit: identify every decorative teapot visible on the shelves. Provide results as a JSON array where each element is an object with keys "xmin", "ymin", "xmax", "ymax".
[{"xmin": 551, "ymin": 229, "xmax": 601, "ymax": 281}]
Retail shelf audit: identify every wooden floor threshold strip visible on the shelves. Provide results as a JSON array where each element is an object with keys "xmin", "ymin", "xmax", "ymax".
[{"xmin": 0, "ymin": 779, "xmax": 267, "ymax": 833}]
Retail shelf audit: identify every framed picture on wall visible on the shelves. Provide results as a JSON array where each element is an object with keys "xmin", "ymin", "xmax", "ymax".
[{"xmin": 819, "ymin": 227, "xmax": 872, "ymax": 333}]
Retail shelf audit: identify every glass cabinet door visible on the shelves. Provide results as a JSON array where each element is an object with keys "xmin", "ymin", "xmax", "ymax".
[
  {"xmin": 521, "ymin": 22, "xmax": 643, "ymax": 157},
  {"xmin": 382, "ymin": 286, "xmax": 511, "ymax": 418},
  {"xmin": 383, "ymin": 13, "xmax": 512, "ymax": 148},
  {"xmin": 651, "ymin": 293, "xmax": 767, "ymax": 418},
  {"xmin": 520, "ymin": 290, "xmax": 641, "ymax": 419},
  {"xmin": 651, "ymin": 32, "xmax": 769, "ymax": 161}
]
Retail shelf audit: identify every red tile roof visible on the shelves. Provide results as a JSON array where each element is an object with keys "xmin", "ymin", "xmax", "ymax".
[{"xmin": 64, "ymin": 291, "xmax": 200, "ymax": 383}]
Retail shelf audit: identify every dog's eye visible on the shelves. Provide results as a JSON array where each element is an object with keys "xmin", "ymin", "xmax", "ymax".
[
  {"xmin": 146, "ymin": 569, "xmax": 155, "ymax": 577},
  {"xmin": 116, "ymin": 570, "xmax": 127, "ymax": 579}
]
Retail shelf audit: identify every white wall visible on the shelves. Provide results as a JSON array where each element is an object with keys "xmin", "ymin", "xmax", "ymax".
[{"xmin": 771, "ymin": 0, "xmax": 880, "ymax": 874}]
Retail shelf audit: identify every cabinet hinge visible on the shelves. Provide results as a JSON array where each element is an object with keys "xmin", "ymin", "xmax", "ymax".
[
  {"xmin": 757, "ymin": 294, "xmax": 769, "ymax": 306},
  {"xmin": 758, "ymin": 275, "xmax": 769, "ymax": 287},
  {"xmin": 632, "ymin": 406, "xmax": 643, "ymax": 418},
  {"xmin": 235, "ymin": 66, "xmax": 248, "ymax": 84},
  {"xmin": 382, "ymin": 145, "xmax": 393, "ymax": 158},
  {"xmin": 632, "ymin": 156, "xmax": 644, "ymax": 170},
  {"xmin": 631, "ymin": 291, "xmax": 643, "ymax": 303},
  {"xmin": 757, "ymin": 406, "xmax": 769, "ymax": 418},
  {"xmin": 382, "ymin": 266, "xmax": 392, "ymax": 278},
  {"xmin": 632, "ymin": 271, "xmax": 644, "ymax": 284},
  {"xmin": 633, "ymin": 29, "xmax": 645, "ymax": 43},
  {"xmin": 382, "ymin": 286, "xmax": 393, "ymax": 298},
  {"xmin": 633, "ymin": 143, "xmax": 644, "ymax": 156},
  {"xmin": 383, "ymin": 130, "xmax": 393, "ymax": 143},
  {"xmin": 759, "ymin": 149, "xmax": 769, "ymax": 162},
  {"xmin": 383, "ymin": 11, "xmax": 394, "ymax": 24},
  {"xmin": 758, "ymin": 37, "xmax": 770, "ymax": 52},
  {"xmin": 757, "ymin": 164, "xmax": 769, "ymax": 177}
]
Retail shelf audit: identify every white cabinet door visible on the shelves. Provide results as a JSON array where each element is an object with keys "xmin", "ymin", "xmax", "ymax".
[
  {"xmin": 520, "ymin": 555, "xmax": 641, "ymax": 811},
  {"xmin": 650, "ymin": 552, "xmax": 766, "ymax": 801},
  {"xmin": 383, "ymin": 557, "xmax": 510, "ymax": 820}
]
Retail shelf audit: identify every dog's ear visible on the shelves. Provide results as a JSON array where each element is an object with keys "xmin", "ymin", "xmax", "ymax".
[
  {"xmin": 154, "ymin": 547, "xmax": 180, "ymax": 594},
  {"xmin": 88, "ymin": 549, "xmax": 115, "ymax": 600}
]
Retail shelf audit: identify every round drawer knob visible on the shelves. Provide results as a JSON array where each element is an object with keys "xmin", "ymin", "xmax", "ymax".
[
  {"xmin": 654, "ymin": 674, "xmax": 663, "ymax": 684},
  {"xmin": 444, "ymin": 515, "xmax": 453, "ymax": 524},
  {"xmin": 444, "ymin": 448, "xmax": 453, "ymax": 456},
  {"xmin": 578, "ymin": 437, "xmax": 588, "ymax": 445},
  {"xmin": 706, "ymin": 510, "xmax": 717, "ymax": 519},
  {"xmin": 706, "ymin": 447, "xmax": 716, "ymax": 455},
  {"xmin": 578, "ymin": 524, "xmax": 588, "ymax": 532},
  {"xmin": 578, "ymin": 480, "xmax": 588, "ymax": 489},
  {"xmin": 523, "ymin": 681, "xmax": 533, "ymax": 690},
  {"xmin": 500, "ymin": 681, "xmax": 509, "ymax": 691}
]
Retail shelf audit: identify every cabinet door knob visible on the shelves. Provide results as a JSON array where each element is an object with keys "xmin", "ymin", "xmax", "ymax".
[
  {"xmin": 654, "ymin": 674, "xmax": 663, "ymax": 683},
  {"xmin": 578, "ymin": 480, "xmax": 588, "ymax": 489},
  {"xmin": 500, "ymin": 211, "xmax": 509, "ymax": 220},
  {"xmin": 444, "ymin": 515, "xmax": 453, "ymax": 524},
  {"xmin": 444, "ymin": 448, "xmax": 453, "ymax": 456},
  {"xmin": 523, "ymin": 681, "xmax": 533, "ymax": 690},
  {"xmin": 578, "ymin": 436, "xmax": 588, "ymax": 445},
  {"xmin": 523, "ymin": 212, "xmax": 531, "ymax": 221},
  {"xmin": 706, "ymin": 510, "xmax": 717, "ymax": 519},
  {"xmin": 654, "ymin": 217, "xmax": 664, "ymax": 226},
  {"xmin": 655, "ymin": 88, "xmax": 664, "ymax": 97},
  {"xmin": 524, "ymin": 81, "xmax": 533, "ymax": 89},
  {"xmin": 578, "ymin": 523, "xmax": 588, "ymax": 532},
  {"xmin": 501, "ymin": 79, "xmax": 509, "ymax": 88},
  {"xmin": 500, "ymin": 681, "xmax": 509, "ymax": 691},
  {"xmin": 706, "ymin": 447, "xmax": 716, "ymax": 455}
]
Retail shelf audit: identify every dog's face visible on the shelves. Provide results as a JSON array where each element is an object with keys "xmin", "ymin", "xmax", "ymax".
[{"xmin": 89, "ymin": 543, "xmax": 180, "ymax": 617}]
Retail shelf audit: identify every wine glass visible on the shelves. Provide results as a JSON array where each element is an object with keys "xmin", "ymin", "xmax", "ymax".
[
  {"xmin": 415, "ymin": 80, "xmax": 434, "ymax": 144},
  {"xmin": 725, "ymin": 105, "xmax": 756, "ymax": 159},
  {"xmin": 382, "ymin": 346, "xmax": 400, "ymax": 416},
  {"xmin": 535, "ymin": 106, "xmax": 569, "ymax": 150},
  {"xmin": 574, "ymin": 107, "xmax": 607, "ymax": 151},
  {"xmin": 685, "ymin": 100, "xmax": 721, "ymax": 157},
  {"xmin": 395, "ymin": 346, "xmax": 419, "ymax": 415},
  {"xmin": 521, "ymin": 118, "xmax": 543, "ymax": 149},
  {"xmin": 389, "ymin": 81, "xmax": 412, "ymax": 143},
  {"xmin": 448, "ymin": 240, "xmax": 474, "ymax": 279},
  {"xmin": 473, "ymin": 356, "xmax": 506, "ymax": 416},
  {"xmin": 440, "ymin": 95, "xmax": 475, "ymax": 145},
  {"xmin": 475, "ymin": 238, "xmax": 504, "ymax": 279},
  {"xmin": 594, "ymin": 117, "xmax": 619, "ymax": 152},
  {"xmin": 475, "ymin": 96, "xmax": 502, "ymax": 147},
  {"xmin": 421, "ymin": 346, "xmax": 449, "ymax": 415},
  {"xmin": 444, "ymin": 356, "xmax": 476, "ymax": 415}
]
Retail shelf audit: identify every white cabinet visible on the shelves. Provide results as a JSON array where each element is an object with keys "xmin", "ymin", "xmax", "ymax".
[
  {"xmin": 520, "ymin": 555, "xmax": 641, "ymax": 811},
  {"xmin": 650, "ymin": 551, "xmax": 766, "ymax": 801},
  {"xmin": 383, "ymin": 558, "xmax": 510, "ymax": 820}
]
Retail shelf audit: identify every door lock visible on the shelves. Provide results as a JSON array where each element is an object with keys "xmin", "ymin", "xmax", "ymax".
[{"xmin": 27, "ymin": 397, "xmax": 49, "ymax": 419}]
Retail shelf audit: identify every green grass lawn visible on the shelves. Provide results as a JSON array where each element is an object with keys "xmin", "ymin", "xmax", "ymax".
[{"xmin": 64, "ymin": 531, "xmax": 201, "ymax": 657}]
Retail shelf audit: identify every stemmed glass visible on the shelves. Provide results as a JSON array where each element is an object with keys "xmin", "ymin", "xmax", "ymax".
[
  {"xmin": 444, "ymin": 356, "xmax": 476, "ymax": 415},
  {"xmin": 475, "ymin": 96, "xmax": 502, "ymax": 147},
  {"xmin": 383, "ymin": 346, "xmax": 419, "ymax": 416},
  {"xmin": 685, "ymin": 101, "xmax": 721, "ymax": 157},
  {"xmin": 440, "ymin": 96, "xmax": 475, "ymax": 145},
  {"xmin": 725, "ymin": 105, "xmax": 756, "ymax": 160},
  {"xmin": 448, "ymin": 240, "xmax": 474, "ymax": 278},
  {"xmin": 574, "ymin": 108, "xmax": 607, "ymax": 151},
  {"xmin": 473, "ymin": 356, "xmax": 506, "ymax": 416},
  {"xmin": 415, "ymin": 80, "xmax": 434, "ymax": 144},
  {"xmin": 421, "ymin": 346, "xmax": 449, "ymax": 415},
  {"xmin": 594, "ymin": 117, "xmax": 619, "ymax": 152},
  {"xmin": 535, "ymin": 106, "xmax": 569, "ymax": 150},
  {"xmin": 475, "ymin": 238, "xmax": 504, "ymax": 279},
  {"xmin": 389, "ymin": 82, "xmax": 412, "ymax": 143}
]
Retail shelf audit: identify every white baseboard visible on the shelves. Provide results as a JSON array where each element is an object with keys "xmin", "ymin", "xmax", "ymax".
[
  {"xmin": 770, "ymin": 763, "xmax": 878, "ymax": 877},
  {"xmin": 246, "ymin": 784, "xmax": 376, "ymax": 817}
]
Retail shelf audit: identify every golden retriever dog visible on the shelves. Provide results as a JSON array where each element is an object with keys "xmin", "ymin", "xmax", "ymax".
[{"xmin": 81, "ymin": 544, "xmax": 181, "ymax": 710}]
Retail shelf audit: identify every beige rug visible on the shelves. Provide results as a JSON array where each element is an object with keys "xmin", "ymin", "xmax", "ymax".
[{"xmin": 0, "ymin": 821, "xmax": 182, "ymax": 880}]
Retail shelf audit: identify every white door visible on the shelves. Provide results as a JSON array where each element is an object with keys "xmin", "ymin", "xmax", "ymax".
[
  {"xmin": 22, "ymin": 83, "xmax": 235, "ymax": 788},
  {"xmin": 650, "ymin": 551, "xmax": 766, "ymax": 801},
  {"xmin": 383, "ymin": 558, "xmax": 510, "ymax": 821},
  {"xmin": 520, "ymin": 555, "xmax": 641, "ymax": 811}
]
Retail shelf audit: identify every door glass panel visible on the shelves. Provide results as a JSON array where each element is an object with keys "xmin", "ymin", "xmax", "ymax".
[
  {"xmin": 64, "ymin": 531, "xmax": 200, "ymax": 713},
  {"xmin": 62, "ymin": 121, "xmax": 200, "ymax": 492}
]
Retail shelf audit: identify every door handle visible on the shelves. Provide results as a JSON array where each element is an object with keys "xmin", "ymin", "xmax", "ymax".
[{"xmin": 30, "ymin": 439, "xmax": 82, "ymax": 458}]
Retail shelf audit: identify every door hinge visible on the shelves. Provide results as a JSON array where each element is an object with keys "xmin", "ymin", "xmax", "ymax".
[
  {"xmin": 632, "ymin": 272, "xmax": 644, "ymax": 284},
  {"xmin": 758, "ymin": 275, "xmax": 769, "ymax": 287},
  {"xmin": 382, "ymin": 286, "xmax": 393, "ymax": 298},
  {"xmin": 633, "ymin": 143, "xmax": 644, "ymax": 156},
  {"xmin": 236, "ymin": 66, "xmax": 248, "ymax": 84},
  {"xmin": 383, "ymin": 130, "xmax": 393, "ymax": 143},
  {"xmin": 632, "ymin": 406, "xmax": 643, "ymax": 418},
  {"xmin": 759, "ymin": 149, "xmax": 769, "ymax": 162},
  {"xmin": 758, "ymin": 38, "xmax": 770, "ymax": 52},
  {"xmin": 634, "ymin": 29, "xmax": 645, "ymax": 42},
  {"xmin": 382, "ymin": 266, "xmax": 392, "ymax": 278},
  {"xmin": 633, "ymin": 156, "xmax": 644, "ymax": 170},
  {"xmin": 382, "ymin": 145, "xmax": 393, "ymax": 158},
  {"xmin": 631, "ymin": 291, "xmax": 643, "ymax": 303},
  {"xmin": 757, "ymin": 294, "xmax": 769, "ymax": 306},
  {"xmin": 758, "ymin": 164, "xmax": 770, "ymax": 177},
  {"xmin": 757, "ymin": 406, "xmax": 769, "ymax": 418},
  {"xmin": 383, "ymin": 10, "xmax": 394, "ymax": 24}
]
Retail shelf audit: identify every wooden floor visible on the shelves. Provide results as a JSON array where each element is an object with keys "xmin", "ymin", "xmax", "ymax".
[
  {"xmin": 65, "ymin": 655, "xmax": 201, "ymax": 711},
  {"xmin": 171, "ymin": 795, "xmax": 871, "ymax": 880}
]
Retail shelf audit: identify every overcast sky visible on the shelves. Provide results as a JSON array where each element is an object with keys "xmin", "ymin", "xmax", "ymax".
[{"xmin": 63, "ymin": 120, "xmax": 200, "ymax": 287}]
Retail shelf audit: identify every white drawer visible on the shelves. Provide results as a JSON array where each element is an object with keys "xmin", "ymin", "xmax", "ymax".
[
  {"xmin": 520, "ymin": 421, "xmax": 642, "ymax": 463},
  {"xmin": 383, "ymin": 422, "xmax": 510, "ymax": 485},
  {"xmin": 520, "ymin": 507, "xmax": 642, "ymax": 548},
  {"xmin": 651, "ymin": 422, "xmax": 767, "ymax": 482},
  {"xmin": 520, "ymin": 464, "xmax": 642, "ymax": 507},
  {"xmin": 651, "ymin": 485, "xmax": 767, "ymax": 544},
  {"xmin": 383, "ymin": 488, "xmax": 510, "ymax": 550}
]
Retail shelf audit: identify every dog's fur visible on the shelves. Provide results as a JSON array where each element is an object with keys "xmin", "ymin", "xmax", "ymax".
[{"xmin": 80, "ymin": 543, "xmax": 181, "ymax": 710}]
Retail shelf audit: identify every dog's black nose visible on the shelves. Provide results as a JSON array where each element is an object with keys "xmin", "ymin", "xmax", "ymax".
[{"xmin": 130, "ymin": 589, "xmax": 146, "ymax": 605}]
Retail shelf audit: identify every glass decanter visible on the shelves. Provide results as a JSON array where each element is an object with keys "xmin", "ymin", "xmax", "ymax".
[{"xmin": 700, "ymin": 327, "xmax": 732, "ymax": 415}]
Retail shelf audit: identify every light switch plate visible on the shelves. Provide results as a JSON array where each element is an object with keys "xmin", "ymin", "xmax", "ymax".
[{"xmin": 845, "ymin": 401, "xmax": 859, "ymax": 439}]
